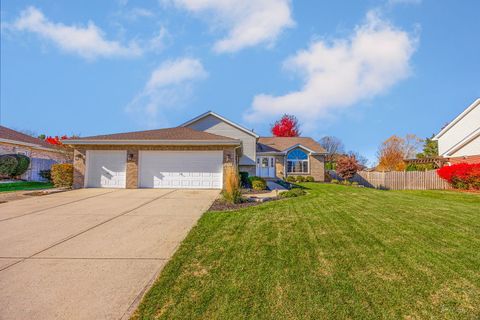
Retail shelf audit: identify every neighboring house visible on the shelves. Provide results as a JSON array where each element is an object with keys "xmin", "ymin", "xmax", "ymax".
[
  {"xmin": 65, "ymin": 111, "xmax": 326, "ymax": 190},
  {"xmin": 433, "ymin": 98, "xmax": 480, "ymax": 164},
  {"xmin": 0, "ymin": 126, "xmax": 69, "ymax": 181}
]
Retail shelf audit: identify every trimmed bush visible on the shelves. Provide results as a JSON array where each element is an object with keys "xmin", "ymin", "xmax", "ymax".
[
  {"xmin": 305, "ymin": 176, "xmax": 314, "ymax": 182},
  {"xmin": 239, "ymin": 171, "xmax": 251, "ymax": 188},
  {"xmin": 330, "ymin": 179, "xmax": 339, "ymax": 184},
  {"xmin": 11, "ymin": 154, "xmax": 30, "ymax": 176},
  {"xmin": 341, "ymin": 180, "xmax": 352, "ymax": 186},
  {"xmin": 279, "ymin": 188, "xmax": 306, "ymax": 198},
  {"xmin": 0, "ymin": 155, "xmax": 18, "ymax": 177},
  {"xmin": 39, "ymin": 169, "xmax": 52, "ymax": 182},
  {"xmin": 437, "ymin": 163, "xmax": 480, "ymax": 190},
  {"xmin": 352, "ymin": 181, "xmax": 359, "ymax": 186},
  {"xmin": 51, "ymin": 163, "xmax": 73, "ymax": 188},
  {"xmin": 296, "ymin": 175, "xmax": 305, "ymax": 182},
  {"xmin": 252, "ymin": 179, "xmax": 267, "ymax": 190},
  {"xmin": 286, "ymin": 176, "xmax": 296, "ymax": 183}
]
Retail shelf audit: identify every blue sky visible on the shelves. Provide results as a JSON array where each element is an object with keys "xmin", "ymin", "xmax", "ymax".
[{"xmin": 1, "ymin": 0, "xmax": 479, "ymax": 164}]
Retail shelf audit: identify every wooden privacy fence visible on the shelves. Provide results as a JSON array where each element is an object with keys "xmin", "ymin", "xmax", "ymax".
[{"xmin": 328, "ymin": 170, "xmax": 450, "ymax": 190}]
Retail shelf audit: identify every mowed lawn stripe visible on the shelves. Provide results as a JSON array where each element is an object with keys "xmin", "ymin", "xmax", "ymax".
[{"xmin": 132, "ymin": 183, "xmax": 480, "ymax": 320}]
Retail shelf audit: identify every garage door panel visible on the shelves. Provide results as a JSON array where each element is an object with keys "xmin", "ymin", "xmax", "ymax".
[
  {"xmin": 86, "ymin": 151, "xmax": 126, "ymax": 188},
  {"xmin": 139, "ymin": 151, "xmax": 223, "ymax": 189}
]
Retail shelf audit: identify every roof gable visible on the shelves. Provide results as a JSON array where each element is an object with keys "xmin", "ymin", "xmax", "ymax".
[
  {"xmin": 257, "ymin": 137, "xmax": 326, "ymax": 154},
  {"xmin": 180, "ymin": 111, "xmax": 259, "ymax": 138},
  {"xmin": 433, "ymin": 98, "xmax": 480, "ymax": 140}
]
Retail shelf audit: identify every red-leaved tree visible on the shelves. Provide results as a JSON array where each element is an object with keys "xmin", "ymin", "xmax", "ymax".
[
  {"xmin": 45, "ymin": 135, "xmax": 69, "ymax": 145},
  {"xmin": 271, "ymin": 114, "xmax": 300, "ymax": 137},
  {"xmin": 336, "ymin": 155, "xmax": 361, "ymax": 180}
]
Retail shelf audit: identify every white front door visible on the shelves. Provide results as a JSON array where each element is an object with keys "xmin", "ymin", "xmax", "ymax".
[
  {"xmin": 86, "ymin": 150, "xmax": 127, "ymax": 188},
  {"xmin": 138, "ymin": 151, "xmax": 223, "ymax": 189},
  {"xmin": 256, "ymin": 156, "xmax": 275, "ymax": 178}
]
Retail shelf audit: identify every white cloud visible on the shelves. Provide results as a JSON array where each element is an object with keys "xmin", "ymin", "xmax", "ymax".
[
  {"xmin": 126, "ymin": 58, "xmax": 208, "ymax": 127},
  {"xmin": 244, "ymin": 11, "xmax": 417, "ymax": 130},
  {"xmin": 10, "ymin": 6, "xmax": 141, "ymax": 59},
  {"xmin": 167, "ymin": 0, "xmax": 294, "ymax": 53}
]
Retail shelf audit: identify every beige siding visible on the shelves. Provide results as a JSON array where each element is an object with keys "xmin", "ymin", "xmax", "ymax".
[{"xmin": 185, "ymin": 115, "xmax": 256, "ymax": 166}]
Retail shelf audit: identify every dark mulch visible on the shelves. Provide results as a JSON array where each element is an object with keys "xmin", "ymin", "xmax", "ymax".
[
  {"xmin": 208, "ymin": 199, "xmax": 261, "ymax": 211},
  {"xmin": 240, "ymin": 188, "xmax": 270, "ymax": 194}
]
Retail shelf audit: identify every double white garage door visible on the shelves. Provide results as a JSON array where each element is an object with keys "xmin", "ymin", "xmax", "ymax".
[{"xmin": 86, "ymin": 150, "xmax": 223, "ymax": 189}]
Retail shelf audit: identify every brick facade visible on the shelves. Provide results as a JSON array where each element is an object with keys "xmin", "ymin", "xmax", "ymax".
[
  {"xmin": 0, "ymin": 141, "xmax": 67, "ymax": 162},
  {"xmin": 447, "ymin": 155, "xmax": 480, "ymax": 165},
  {"xmin": 270, "ymin": 154, "xmax": 325, "ymax": 182},
  {"xmin": 73, "ymin": 144, "xmax": 237, "ymax": 189}
]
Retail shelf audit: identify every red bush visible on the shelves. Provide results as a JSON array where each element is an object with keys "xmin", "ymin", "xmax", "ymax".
[{"xmin": 437, "ymin": 163, "xmax": 480, "ymax": 190}]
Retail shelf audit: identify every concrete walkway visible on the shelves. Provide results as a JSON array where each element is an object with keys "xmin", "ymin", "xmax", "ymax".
[{"xmin": 0, "ymin": 188, "xmax": 218, "ymax": 320}]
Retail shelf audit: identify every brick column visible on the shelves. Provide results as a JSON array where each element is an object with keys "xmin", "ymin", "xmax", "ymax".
[
  {"xmin": 73, "ymin": 149, "xmax": 86, "ymax": 189},
  {"xmin": 126, "ymin": 149, "xmax": 138, "ymax": 189}
]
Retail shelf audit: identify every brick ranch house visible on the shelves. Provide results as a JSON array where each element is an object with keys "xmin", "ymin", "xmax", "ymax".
[
  {"xmin": 65, "ymin": 111, "xmax": 327, "ymax": 189},
  {"xmin": 433, "ymin": 98, "xmax": 480, "ymax": 165},
  {"xmin": 0, "ymin": 126, "xmax": 69, "ymax": 181}
]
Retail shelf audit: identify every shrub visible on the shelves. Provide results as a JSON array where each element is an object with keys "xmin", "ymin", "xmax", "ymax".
[
  {"xmin": 252, "ymin": 179, "xmax": 267, "ymax": 190},
  {"xmin": 51, "ymin": 163, "xmax": 73, "ymax": 188},
  {"xmin": 279, "ymin": 188, "xmax": 306, "ymax": 198},
  {"xmin": 11, "ymin": 154, "xmax": 30, "ymax": 176},
  {"xmin": 352, "ymin": 181, "xmax": 359, "ymax": 186},
  {"xmin": 39, "ymin": 169, "xmax": 52, "ymax": 182},
  {"xmin": 330, "ymin": 179, "xmax": 339, "ymax": 184},
  {"xmin": 296, "ymin": 175, "xmax": 305, "ymax": 182},
  {"xmin": 336, "ymin": 155, "xmax": 361, "ymax": 180},
  {"xmin": 305, "ymin": 176, "xmax": 314, "ymax": 182},
  {"xmin": 341, "ymin": 180, "xmax": 352, "ymax": 186},
  {"xmin": 286, "ymin": 176, "xmax": 296, "ymax": 183},
  {"xmin": 437, "ymin": 163, "xmax": 480, "ymax": 190},
  {"xmin": 239, "ymin": 171, "xmax": 251, "ymax": 188},
  {"xmin": 0, "ymin": 155, "xmax": 18, "ymax": 177},
  {"xmin": 222, "ymin": 165, "xmax": 242, "ymax": 204}
]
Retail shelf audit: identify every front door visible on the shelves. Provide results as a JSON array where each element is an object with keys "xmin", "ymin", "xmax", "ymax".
[{"xmin": 256, "ymin": 156, "xmax": 276, "ymax": 178}]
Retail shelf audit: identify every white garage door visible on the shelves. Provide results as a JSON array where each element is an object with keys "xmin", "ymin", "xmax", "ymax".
[
  {"xmin": 139, "ymin": 151, "xmax": 223, "ymax": 189},
  {"xmin": 86, "ymin": 150, "xmax": 127, "ymax": 188}
]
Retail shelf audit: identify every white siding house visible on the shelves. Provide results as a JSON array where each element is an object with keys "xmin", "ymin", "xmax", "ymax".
[{"xmin": 433, "ymin": 98, "xmax": 480, "ymax": 164}]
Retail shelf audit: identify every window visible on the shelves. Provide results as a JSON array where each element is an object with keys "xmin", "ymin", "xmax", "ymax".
[
  {"xmin": 262, "ymin": 158, "xmax": 269, "ymax": 168},
  {"xmin": 287, "ymin": 149, "xmax": 309, "ymax": 173}
]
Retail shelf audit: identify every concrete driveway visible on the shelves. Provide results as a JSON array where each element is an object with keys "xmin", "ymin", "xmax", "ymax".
[{"xmin": 0, "ymin": 188, "xmax": 218, "ymax": 320}]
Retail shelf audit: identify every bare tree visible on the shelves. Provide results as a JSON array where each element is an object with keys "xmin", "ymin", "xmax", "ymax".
[
  {"xmin": 319, "ymin": 136, "xmax": 345, "ymax": 162},
  {"xmin": 404, "ymin": 134, "xmax": 423, "ymax": 159},
  {"xmin": 348, "ymin": 151, "xmax": 369, "ymax": 169}
]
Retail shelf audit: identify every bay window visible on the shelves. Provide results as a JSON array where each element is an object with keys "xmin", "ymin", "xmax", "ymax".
[{"xmin": 287, "ymin": 149, "xmax": 309, "ymax": 173}]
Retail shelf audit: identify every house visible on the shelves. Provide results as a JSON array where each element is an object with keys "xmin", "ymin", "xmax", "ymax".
[
  {"xmin": 433, "ymin": 98, "xmax": 480, "ymax": 164},
  {"xmin": 65, "ymin": 111, "xmax": 326, "ymax": 189},
  {"xmin": 0, "ymin": 126, "xmax": 69, "ymax": 181}
]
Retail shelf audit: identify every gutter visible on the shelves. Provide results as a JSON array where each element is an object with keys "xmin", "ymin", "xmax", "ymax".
[{"xmin": 63, "ymin": 139, "xmax": 242, "ymax": 146}]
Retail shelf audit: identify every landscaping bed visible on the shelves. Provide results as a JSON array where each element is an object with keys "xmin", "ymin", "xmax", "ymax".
[{"xmin": 134, "ymin": 183, "xmax": 480, "ymax": 320}]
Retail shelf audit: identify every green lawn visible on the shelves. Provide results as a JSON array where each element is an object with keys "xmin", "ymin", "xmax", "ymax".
[
  {"xmin": 0, "ymin": 181, "xmax": 53, "ymax": 192},
  {"xmin": 133, "ymin": 183, "xmax": 480, "ymax": 320}
]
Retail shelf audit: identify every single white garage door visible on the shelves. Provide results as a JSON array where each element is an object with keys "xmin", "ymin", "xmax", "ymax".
[
  {"xmin": 86, "ymin": 150, "xmax": 127, "ymax": 188},
  {"xmin": 139, "ymin": 151, "xmax": 223, "ymax": 189}
]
